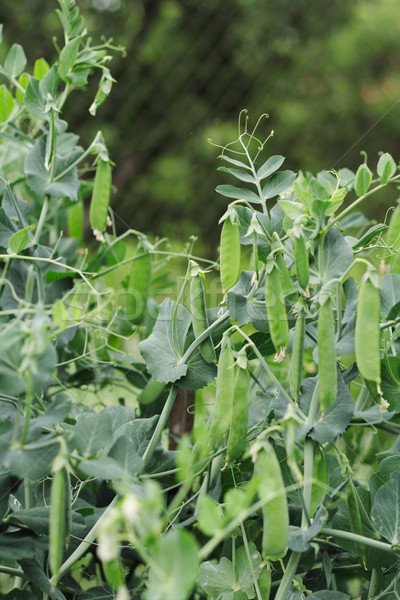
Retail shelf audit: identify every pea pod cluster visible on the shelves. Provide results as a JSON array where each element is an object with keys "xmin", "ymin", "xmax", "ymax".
[{"xmin": 251, "ymin": 438, "xmax": 289, "ymax": 560}]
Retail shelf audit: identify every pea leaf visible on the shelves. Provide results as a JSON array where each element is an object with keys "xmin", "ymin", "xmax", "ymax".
[
  {"xmin": 377, "ymin": 153, "xmax": 396, "ymax": 183},
  {"xmin": 301, "ymin": 374, "xmax": 354, "ymax": 443},
  {"xmin": 371, "ymin": 473, "xmax": 400, "ymax": 545},
  {"xmin": 380, "ymin": 273, "xmax": 400, "ymax": 320},
  {"xmin": 8, "ymin": 226, "xmax": 31, "ymax": 254},
  {"xmin": 218, "ymin": 154, "xmax": 252, "ymax": 170},
  {"xmin": 4, "ymin": 43, "xmax": 27, "ymax": 77},
  {"xmin": 197, "ymin": 495, "xmax": 225, "ymax": 536},
  {"xmin": 216, "ymin": 184, "xmax": 261, "ymax": 204},
  {"xmin": 256, "ymin": 155, "xmax": 285, "ymax": 180},
  {"xmin": 144, "ymin": 530, "xmax": 199, "ymax": 600},
  {"xmin": 262, "ymin": 170, "xmax": 296, "ymax": 199},
  {"xmin": 199, "ymin": 543, "xmax": 262, "ymax": 599},
  {"xmin": 377, "ymin": 436, "xmax": 400, "ymax": 475},
  {"xmin": 72, "ymin": 412, "xmax": 113, "ymax": 457},
  {"xmin": 314, "ymin": 227, "xmax": 353, "ymax": 283},
  {"xmin": 227, "ymin": 270, "xmax": 269, "ymax": 333},
  {"xmin": 24, "ymin": 76, "xmax": 46, "ymax": 120},
  {"xmin": 25, "ymin": 137, "xmax": 81, "ymax": 201},
  {"xmin": 0, "ymin": 84, "xmax": 14, "ymax": 122},
  {"xmin": 217, "ymin": 166, "xmax": 256, "ymax": 183},
  {"xmin": 139, "ymin": 298, "xmax": 217, "ymax": 389},
  {"xmin": 354, "ymin": 163, "xmax": 372, "ymax": 196}
]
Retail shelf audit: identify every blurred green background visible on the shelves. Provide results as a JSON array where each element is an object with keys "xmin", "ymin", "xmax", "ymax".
[{"xmin": 1, "ymin": 0, "xmax": 400, "ymax": 256}]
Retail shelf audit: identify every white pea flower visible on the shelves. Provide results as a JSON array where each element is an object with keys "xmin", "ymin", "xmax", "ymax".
[
  {"xmin": 97, "ymin": 531, "xmax": 119, "ymax": 562},
  {"xmin": 121, "ymin": 494, "xmax": 140, "ymax": 525},
  {"xmin": 116, "ymin": 585, "xmax": 130, "ymax": 600}
]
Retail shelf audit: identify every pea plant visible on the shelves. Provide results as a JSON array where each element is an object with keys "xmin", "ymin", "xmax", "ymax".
[{"xmin": 1, "ymin": 3, "xmax": 400, "ymax": 600}]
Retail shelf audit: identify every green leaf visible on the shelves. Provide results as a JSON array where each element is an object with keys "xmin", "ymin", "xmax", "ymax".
[
  {"xmin": 354, "ymin": 163, "xmax": 372, "ymax": 196},
  {"xmin": 33, "ymin": 58, "xmax": 50, "ymax": 80},
  {"xmin": 288, "ymin": 507, "xmax": 328, "ymax": 552},
  {"xmin": 197, "ymin": 495, "xmax": 225, "ymax": 536},
  {"xmin": 315, "ymin": 227, "xmax": 353, "ymax": 283},
  {"xmin": 377, "ymin": 153, "xmax": 396, "ymax": 183},
  {"xmin": 0, "ymin": 534, "xmax": 36, "ymax": 559},
  {"xmin": 380, "ymin": 273, "xmax": 400, "ymax": 320},
  {"xmin": 200, "ymin": 544, "xmax": 262, "ymax": 599},
  {"xmin": 18, "ymin": 557, "xmax": 66, "ymax": 600},
  {"xmin": 8, "ymin": 226, "xmax": 31, "ymax": 254},
  {"xmin": 227, "ymin": 270, "xmax": 268, "ymax": 333},
  {"xmin": 216, "ymin": 184, "xmax": 261, "ymax": 204},
  {"xmin": 217, "ymin": 166, "xmax": 256, "ymax": 184},
  {"xmin": 15, "ymin": 72, "xmax": 29, "ymax": 103},
  {"xmin": 8, "ymin": 507, "xmax": 50, "ymax": 534},
  {"xmin": 256, "ymin": 154, "xmax": 285, "ymax": 180},
  {"xmin": 4, "ymin": 442, "xmax": 59, "ymax": 481},
  {"xmin": 377, "ymin": 436, "xmax": 400, "ymax": 474},
  {"xmin": 73, "ymin": 412, "xmax": 113, "ymax": 457},
  {"xmin": 371, "ymin": 473, "xmax": 400, "ymax": 545},
  {"xmin": 4, "ymin": 43, "xmax": 27, "ymax": 78},
  {"xmin": 144, "ymin": 530, "xmax": 199, "ymax": 600},
  {"xmin": 3, "ymin": 591, "xmax": 37, "ymax": 600},
  {"xmin": 262, "ymin": 170, "xmax": 296, "ymax": 199},
  {"xmin": 139, "ymin": 298, "xmax": 217, "ymax": 389},
  {"xmin": 25, "ymin": 137, "xmax": 81, "ymax": 201},
  {"xmin": 218, "ymin": 154, "xmax": 252, "ymax": 170},
  {"xmin": 24, "ymin": 76, "xmax": 46, "ymax": 119},
  {"xmin": 301, "ymin": 375, "xmax": 354, "ymax": 443},
  {"xmin": 58, "ymin": 37, "xmax": 81, "ymax": 82},
  {"xmin": 0, "ymin": 84, "xmax": 14, "ymax": 121}
]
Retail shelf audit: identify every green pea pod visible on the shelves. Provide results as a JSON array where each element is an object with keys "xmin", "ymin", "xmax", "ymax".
[
  {"xmin": 68, "ymin": 199, "xmax": 84, "ymax": 243},
  {"xmin": 89, "ymin": 159, "xmax": 112, "ymax": 233},
  {"xmin": 310, "ymin": 447, "xmax": 328, "ymax": 517},
  {"xmin": 208, "ymin": 333, "xmax": 235, "ymax": 449},
  {"xmin": 49, "ymin": 463, "xmax": 67, "ymax": 584},
  {"xmin": 294, "ymin": 235, "xmax": 309, "ymax": 291},
  {"xmin": 265, "ymin": 264, "xmax": 289, "ymax": 355},
  {"xmin": 190, "ymin": 274, "xmax": 216, "ymax": 364},
  {"xmin": 386, "ymin": 202, "xmax": 400, "ymax": 273},
  {"xmin": 289, "ymin": 306, "xmax": 305, "ymax": 401},
  {"xmin": 102, "ymin": 557, "xmax": 125, "ymax": 590},
  {"xmin": 355, "ymin": 274, "xmax": 381, "ymax": 384},
  {"xmin": 127, "ymin": 248, "xmax": 151, "ymax": 323},
  {"xmin": 252, "ymin": 439, "xmax": 289, "ymax": 560},
  {"xmin": 318, "ymin": 294, "xmax": 337, "ymax": 412},
  {"xmin": 225, "ymin": 362, "xmax": 250, "ymax": 462},
  {"xmin": 258, "ymin": 564, "xmax": 272, "ymax": 600},
  {"xmin": 276, "ymin": 252, "xmax": 295, "ymax": 296},
  {"xmin": 220, "ymin": 216, "xmax": 241, "ymax": 294},
  {"xmin": 346, "ymin": 480, "xmax": 366, "ymax": 565},
  {"xmin": 137, "ymin": 379, "xmax": 165, "ymax": 405}
]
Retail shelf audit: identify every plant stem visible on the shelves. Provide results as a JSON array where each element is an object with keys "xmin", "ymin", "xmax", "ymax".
[
  {"xmin": 50, "ymin": 496, "xmax": 118, "ymax": 585},
  {"xmin": 368, "ymin": 567, "xmax": 379, "ymax": 599},
  {"xmin": 180, "ymin": 313, "xmax": 230, "ymax": 364},
  {"xmin": 326, "ymin": 176, "xmax": 400, "ymax": 231},
  {"xmin": 321, "ymin": 528, "xmax": 397, "ymax": 553},
  {"xmin": 274, "ymin": 551, "xmax": 301, "ymax": 600},
  {"xmin": 142, "ymin": 385, "xmax": 179, "ymax": 467},
  {"xmin": 0, "ymin": 566, "xmax": 25, "ymax": 577},
  {"xmin": 34, "ymin": 196, "xmax": 49, "ymax": 244}
]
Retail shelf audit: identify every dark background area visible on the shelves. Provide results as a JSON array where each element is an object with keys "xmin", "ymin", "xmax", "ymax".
[{"xmin": 1, "ymin": 0, "xmax": 400, "ymax": 256}]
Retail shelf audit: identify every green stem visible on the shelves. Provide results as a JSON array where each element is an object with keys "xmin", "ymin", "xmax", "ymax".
[
  {"xmin": 34, "ymin": 196, "xmax": 49, "ymax": 245},
  {"xmin": 321, "ymin": 527, "xmax": 397, "ymax": 553},
  {"xmin": 367, "ymin": 567, "xmax": 379, "ymax": 599},
  {"xmin": 240, "ymin": 523, "xmax": 262, "ymax": 600},
  {"xmin": 20, "ymin": 373, "xmax": 33, "ymax": 446},
  {"xmin": 50, "ymin": 496, "xmax": 118, "ymax": 586},
  {"xmin": 53, "ymin": 136, "xmax": 98, "ymax": 183},
  {"xmin": 326, "ymin": 176, "xmax": 400, "ymax": 231},
  {"xmin": 180, "ymin": 313, "xmax": 230, "ymax": 364},
  {"xmin": 142, "ymin": 385, "xmax": 179, "ymax": 467},
  {"xmin": 0, "ymin": 565, "xmax": 25, "ymax": 578},
  {"xmin": 274, "ymin": 551, "xmax": 301, "ymax": 600}
]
